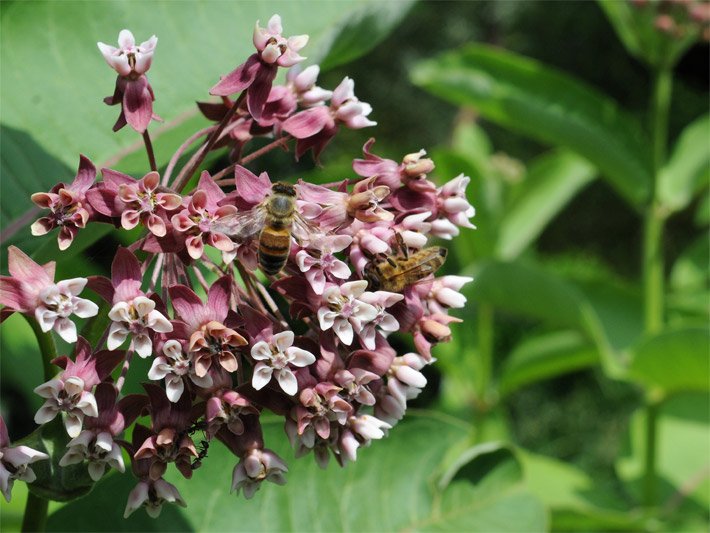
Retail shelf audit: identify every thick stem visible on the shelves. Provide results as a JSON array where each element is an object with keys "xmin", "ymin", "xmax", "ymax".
[
  {"xmin": 21, "ymin": 491, "xmax": 48, "ymax": 532},
  {"xmin": 641, "ymin": 66, "xmax": 673, "ymax": 509},
  {"xmin": 142, "ymin": 130, "xmax": 158, "ymax": 172},
  {"xmin": 643, "ymin": 398, "xmax": 661, "ymax": 507},
  {"xmin": 26, "ymin": 317, "xmax": 57, "ymax": 382},
  {"xmin": 172, "ymin": 92, "xmax": 245, "ymax": 193},
  {"xmin": 475, "ymin": 303, "xmax": 494, "ymax": 408}
]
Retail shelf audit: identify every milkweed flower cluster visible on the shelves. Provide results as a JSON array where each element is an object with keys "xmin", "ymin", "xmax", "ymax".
[{"xmin": 0, "ymin": 14, "xmax": 474, "ymax": 518}]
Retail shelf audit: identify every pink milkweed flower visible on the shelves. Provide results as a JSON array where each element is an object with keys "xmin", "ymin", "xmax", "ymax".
[
  {"xmin": 59, "ymin": 383, "xmax": 145, "ymax": 481},
  {"xmin": 92, "ymin": 248, "xmax": 172, "ymax": 357},
  {"xmin": 295, "ymin": 235, "xmax": 352, "ymax": 295},
  {"xmin": 293, "ymin": 383, "xmax": 352, "ymax": 442},
  {"xmin": 98, "ymin": 30, "xmax": 159, "ymax": 133},
  {"xmin": 353, "ymin": 139, "xmax": 435, "ymax": 190},
  {"xmin": 148, "ymin": 339, "xmax": 213, "ymax": 402},
  {"xmin": 211, "ymin": 14, "xmax": 308, "ymax": 119},
  {"xmin": 30, "ymin": 155, "xmax": 96, "ymax": 251},
  {"xmin": 418, "ymin": 275, "xmax": 473, "ymax": 315},
  {"xmin": 283, "ymin": 77, "xmax": 375, "ymax": 160},
  {"xmin": 0, "ymin": 246, "xmax": 98, "ymax": 342},
  {"xmin": 98, "ymin": 29, "xmax": 157, "ymax": 78},
  {"xmin": 375, "ymin": 353, "xmax": 428, "ymax": 426},
  {"xmin": 251, "ymin": 331, "xmax": 316, "ymax": 396},
  {"xmin": 338, "ymin": 414, "xmax": 391, "ymax": 463},
  {"xmin": 286, "ymin": 65, "xmax": 332, "ymax": 107},
  {"xmin": 317, "ymin": 281, "xmax": 378, "ymax": 346},
  {"xmin": 171, "ymin": 172, "xmax": 238, "ymax": 260},
  {"xmin": 431, "ymin": 174, "xmax": 476, "ymax": 239},
  {"xmin": 124, "ymin": 477, "xmax": 186, "ymax": 519},
  {"xmin": 34, "ymin": 337, "xmax": 124, "ymax": 437},
  {"xmin": 206, "ymin": 390, "xmax": 259, "ymax": 438},
  {"xmin": 231, "ymin": 448, "xmax": 288, "ymax": 499},
  {"xmin": 87, "ymin": 169, "xmax": 182, "ymax": 237},
  {"xmin": 333, "ymin": 368, "xmax": 379, "ymax": 406},
  {"xmin": 0, "ymin": 416, "xmax": 49, "ymax": 502},
  {"xmin": 169, "ymin": 277, "xmax": 247, "ymax": 377},
  {"xmin": 134, "ymin": 385, "xmax": 197, "ymax": 481},
  {"xmin": 358, "ymin": 291, "xmax": 404, "ymax": 350}
]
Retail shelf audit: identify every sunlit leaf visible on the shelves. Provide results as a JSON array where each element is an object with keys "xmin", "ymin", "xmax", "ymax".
[
  {"xmin": 658, "ymin": 114, "xmax": 710, "ymax": 213},
  {"xmin": 628, "ymin": 327, "xmax": 710, "ymax": 395},
  {"xmin": 411, "ymin": 44, "xmax": 652, "ymax": 208}
]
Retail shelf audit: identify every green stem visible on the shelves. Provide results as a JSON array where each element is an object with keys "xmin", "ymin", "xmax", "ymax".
[
  {"xmin": 25, "ymin": 316, "xmax": 57, "ymax": 381},
  {"xmin": 643, "ymin": 397, "xmax": 661, "ymax": 508},
  {"xmin": 641, "ymin": 67, "xmax": 673, "ymax": 509},
  {"xmin": 21, "ymin": 491, "xmax": 48, "ymax": 532},
  {"xmin": 475, "ymin": 303, "xmax": 494, "ymax": 408},
  {"xmin": 21, "ymin": 316, "xmax": 57, "ymax": 531}
]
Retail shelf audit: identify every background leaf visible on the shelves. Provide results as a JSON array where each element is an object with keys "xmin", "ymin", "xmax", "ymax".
[
  {"xmin": 496, "ymin": 150, "xmax": 595, "ymax": 260},
  {"xmin": 410, "ymin": 44, "xmax": 652, "ymax": 208},
  {"xmin": 0, "ymin": 0, "xmax": 410, "ymax": 252},
  {"xmin": 658, "ymin": 114, "xmax": 710, "ymax": 213}
]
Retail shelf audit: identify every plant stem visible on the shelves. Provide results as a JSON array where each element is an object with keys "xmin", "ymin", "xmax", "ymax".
[
  {"xmin": 21, "ymin": 491, "xmax": 48, "ymax": 532},
  {"xmin": 23, "ymin": 317, "xmax": 56, "ymax": 531},
  {"xmin": 142, "ymin": 130, "xmax": 158, "ymax": 172},
  {"xmin": 641, "ymin": 66, "xmax": 673, "ymax": 509},
  {"xmin": 172, "ymin": 92, "xmax": 245, "ymax": 193},
  {"xmin": 25, "ymin": 316, "xmax": 57, "ymax": 382},
  {"xmin": 212, "ymin": 135, "xmax": 292, "ymax": 184},
  {"xmin": 475, "ymin": 303, "xmax": 494, "ymax": 408}
]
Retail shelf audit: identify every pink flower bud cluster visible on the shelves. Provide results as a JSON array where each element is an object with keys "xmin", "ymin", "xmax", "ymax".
[{"xmin": 0, "ymin": 13, "xmax": 476, "ymax": 519}]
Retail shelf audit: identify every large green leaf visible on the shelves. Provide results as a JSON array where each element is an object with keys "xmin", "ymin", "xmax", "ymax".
[
  {"xmin": 658, "ymin": 114, "xmax": 710, "ymax": 213},
  {"xmin": 0, "ymin": 0, "xmax": 410, "ymax": 250},
  {"xmin": 617, "ymin": 392, "xmax": 710, "ymax": 513},
  {"xmin": 410, "ymin": 45, "xmax": 652, "ymax": 208},
  {"xmin": 499, "ymin": 331, "xmax": 600, "ymax": 398},
  {"xmin": 47, "ymin": 414, "xmax": 545, "ymax": 531},
  {"xmin": 627, "ymin": 327, "xmax": 710, "ymax": 396},
  {"xmin": 496, "ymin": 150, "xmax": 595, "ymax": 260}
]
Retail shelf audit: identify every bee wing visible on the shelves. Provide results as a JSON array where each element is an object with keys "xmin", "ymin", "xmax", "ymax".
[
  {"xmin": 212, "ymin": 207, "xmax": 267, "ymax": 242},
  {"xmin": 292, "ymin": 211, "xmax": 327, "ymax": 245}
]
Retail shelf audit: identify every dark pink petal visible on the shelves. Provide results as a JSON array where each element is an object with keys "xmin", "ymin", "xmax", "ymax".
[
  {"xmin": 390, "ymin": 188, "xmax": 436, "ymax": 213},
  {"xmin": 30, "ymin": 217, "xmax": 54, "ymax": 236},
  {"xmin": 234, "ymin": 166, "xmax": 271, "ymax": 204},
  {"xmin": 196, "ymin": 171, "xmax": 226, "ymax": 207},
  {"xmin": 143, "ymin": 383, "xmax": 172, "ymax": 432},
  {"xmin": 0, "ymin": 276, "xmax": 28, "ymax": 311},
  {"xmin": 71, "ymin": 155, "xmax": 97, "ymax": 193},
  {"xmin": 197, "ymin": 100, "xmax": 230, "ymax": 121},
  {"xmin": 87, "ymin": 275, "xmax": 115, "ymax": 303},
  {"xmin": 112, "ymin": 247, "xmax": 142, "ymax": 288},
  {"xmin": 86, "ymin": 185, "xmax": 122, "ymax": 217},
  {"xmin": 123, "ymin": 76, "xmax": 152, "ymax": 134},
  {"xmin": 101, "ymin": 167, "xmax": 134, "ymax": 190},
  {"xmin": 282, "ymin": 107, "xmax": 331, "ymax": 139},
  {"xmin": 206, "ymin": 276, "xmax": 232, "ymax": 322},
  {"xmin": 116, "ymin": 394, "xmax": 149, "ymax": 435},
  {"xmin": 210, "ymin": 54, "xmax": 261, "ymax": 96},
  {"xmin": 247, "ymin": 63, "xmax": 278, "ymax": 120},
  {"xmin": 169, "ymin": 285, "xmax": 205, "ymax": 329},
  {"xmin": 7, "ymin": 246, "xmax": 52, "ymax": 286}
]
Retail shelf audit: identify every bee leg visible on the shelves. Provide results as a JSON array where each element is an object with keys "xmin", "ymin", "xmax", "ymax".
[{"xmin": 394, "ymin": 232, "xmax": 409, "ymax": 260}]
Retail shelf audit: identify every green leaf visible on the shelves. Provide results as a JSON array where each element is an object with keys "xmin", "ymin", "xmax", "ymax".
[
  {"xmin": 47, "ymin": 414, "xmax": 547, "ymax": 531},
  {"xmin": 411, "ymin": 44, "xmax": 652, "ymax": 208},
  {"xmin": 658, "ymin": 114, "xmax": 710, "ymax": 213},
  {"xmin": 496, "ymin": 150, "xmax": 595, "ymax": 260},
  {"xmin": 628, "ymin": 327, "xmax": 710, "ymax": 395},
  {"xmin": 499, "ymin": 331, "xmax": 600, "ymax": 398},
  {"xmin": 617, "ymin": 392, "xmax": 710, "ymax": 510},
  {"xmin": 314, "ymin": 1, "xmax": 415, "ymax": 70},
  {"xmin": 0, "ymin": 0, "xmax": 407, "ymax": 251}
]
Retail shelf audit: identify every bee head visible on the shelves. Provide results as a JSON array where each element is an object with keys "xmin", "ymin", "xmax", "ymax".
[
  {"xmin": 363, "ymin": 263, "xmax": 381, "ymax": 291},
  {"xmin": 271, "ymin": 182, "xmax": 297, "ymax": 197}
]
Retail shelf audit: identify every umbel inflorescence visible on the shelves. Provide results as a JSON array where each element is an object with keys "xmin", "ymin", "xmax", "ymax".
[{"xmin": 0, "ymin": 15, "xmax": 475, "ymax": 518}]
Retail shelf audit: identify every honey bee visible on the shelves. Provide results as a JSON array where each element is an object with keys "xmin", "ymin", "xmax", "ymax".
[
  {"xmin": 213, "ymin": 182, "xmax": 321, "ymax": 275},
  {"xmin": 364, "ymin": 235, "xmax": 447, "ymax": 293}
]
